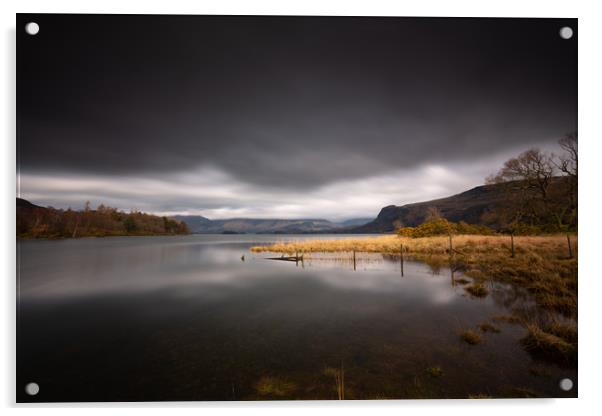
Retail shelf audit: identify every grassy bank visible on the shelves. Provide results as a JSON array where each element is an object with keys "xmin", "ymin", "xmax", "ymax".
[{"xmin": 251, "ymin": 234, "xmax": 577, "ymax": 318}]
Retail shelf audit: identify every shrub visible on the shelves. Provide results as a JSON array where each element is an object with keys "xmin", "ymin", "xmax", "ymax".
[{"xmin": 397, "ymin": 218, "xmax": 494, "ymax": 238}]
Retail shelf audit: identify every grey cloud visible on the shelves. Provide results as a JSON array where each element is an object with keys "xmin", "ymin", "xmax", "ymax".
[{"xmin": 18, "ymin": 15, "xmax": 577, "ymax": 191}]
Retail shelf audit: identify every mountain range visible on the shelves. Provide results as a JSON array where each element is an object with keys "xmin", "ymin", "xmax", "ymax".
[
  {"xmin": 173, "ymin": 216, "xmax": 373, "ymax": 234},
  {"xmin": 350, "ymin": 182, "xmax": 509, "ymax": 233},
  {"xmin": 175, "ymin": 181, "xmax": 517, "ymax": 234},
  {"xmin": 18, "ymin": 180, "xmax": 533, "ymax": 235}
]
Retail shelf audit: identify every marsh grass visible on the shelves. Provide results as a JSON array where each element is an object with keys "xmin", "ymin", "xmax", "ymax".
[
  {"xmin": 468, "ymin": 394, "xmax": 493, "ymax": 399},
  {"xmin": 251, "ymin": 234, "xmax": 577, "ymax": 318},
  {"xmin": 255, "ymin": 376, "xmax": 296, "ymax": 397},
  {"xmin": 460, "ymin": 330, "xmax": 482, "ymax": 345},
  {"xmin": 479, "ymin": 322, "xmax": 501, "ymax": 333},
  {"xmin": 323, "ymin": 364, "xmax": 345, "ymax": 400},
  {"xmin": 521, "ymin": 322, "xmax": 577, "ymax": 364},
  {"xmin": 426, "ymin": 366, "xmax": 444, "ymax": 378},
  {"xmin": 464, "ymin": 283, "xmax": 489, "ymax": 298}
]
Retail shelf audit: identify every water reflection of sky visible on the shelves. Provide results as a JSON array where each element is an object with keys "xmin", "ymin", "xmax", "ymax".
[
  {"xmin": 17, "ymin": 235, "xmax": 577, "ymax": 401},
  {"xmin": 20, "ymin": 235, "xmax": 471, "ymax": 308}
]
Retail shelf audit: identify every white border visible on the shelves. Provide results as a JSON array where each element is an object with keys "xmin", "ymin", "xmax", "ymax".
[{"xmin": 2, "ymin": 1, "xmax": 601, "ymax": 415}]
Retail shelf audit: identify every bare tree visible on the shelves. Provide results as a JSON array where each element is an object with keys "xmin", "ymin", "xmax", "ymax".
[
  {"xmin": 554, "ymin": 132, "xmax": 578, "ymax": 227},
  {"xmin": 557, "ymin": 132, "xmax": 578, "ymax": 178},
  {"xmin": 488, "ymin": 148, "xmax": 555, "ymax": 201},
  {"xmin": 484, "ymin": 134, "xmax": 578, "ymax": 231}
]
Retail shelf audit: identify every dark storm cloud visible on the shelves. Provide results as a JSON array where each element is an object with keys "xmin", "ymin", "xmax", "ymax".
[{"xmin": 18, "ymin": 15, "xmax": 577, "ymax": 189}]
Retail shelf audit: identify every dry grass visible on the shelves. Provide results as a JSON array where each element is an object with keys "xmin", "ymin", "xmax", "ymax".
[
  {"xmin": 323, "ymin": 365, "xmax": 345, "ymax": 400},
  {"xmin": 251, "ymin": 234, "xmax": 577, "ymax": 318},
  {"xmin": 479, "ymin": 322, "xmax": 501, "ymax": 333},
  {"xmin": 425, "ymin": 366, "xmax": 444, "ymax": 378},
  {"xmin": 254, "ymin": 376, "xmax": 296, "ymax": 397},
  {"xmin": 460, "ymin": 330, "xmax": 482, "ymax": 345},
  {"xmin": 251, "ymin": 234, "xmax": 574, "ymax": 257},
  {"xmin": 465, "ymin": 283, "xmax": 489, "ymax": 298},
  {"xmin": 521, "ymin": 322, "xmax": 577, "ymax": 364}
]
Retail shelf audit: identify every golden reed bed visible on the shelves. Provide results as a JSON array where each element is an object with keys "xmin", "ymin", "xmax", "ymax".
[
  {"xmin": 251, "ymin": 234, "xmax": 577, "ymax": 319},
  {"xmin": 251, "ymin": 234, "xmax": 575, "ymax": 258}
]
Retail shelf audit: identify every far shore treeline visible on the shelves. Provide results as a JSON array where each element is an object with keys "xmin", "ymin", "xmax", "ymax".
[{"xmin": 17, "ymin": 199, "xmax": 189, "ymax": 238}]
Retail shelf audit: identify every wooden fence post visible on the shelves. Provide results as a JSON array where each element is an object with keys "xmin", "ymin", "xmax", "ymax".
[
  {"xmin": 448, "ymin": 234, "xmax": 453, "ymax": 255},
  {"xmin": 567, "ymin": 234, "xmax": 573, "ymax": 259},
  {"xmin": 353, "ymin": 249, "xmax": 356, "ymax": 271},
  {"xmin": 400, "ymin": 243, "xmax": 404, "ymax": 277}
]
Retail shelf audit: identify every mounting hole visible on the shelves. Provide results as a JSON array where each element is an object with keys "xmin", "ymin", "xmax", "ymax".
[
  {"xmin": 559, "ymin": 26, "xmax": 573, "ymax": 40},
  {"xmin": 25, "ymin": 382, "xmax": 39, "ymax": 396},
  {"xmin": 559, "ymin": 378, "xmax": 573, "ymax": 391},
  {"xmin": 25, "ymin": 22, "xmax": 39, "ymax": 36}
]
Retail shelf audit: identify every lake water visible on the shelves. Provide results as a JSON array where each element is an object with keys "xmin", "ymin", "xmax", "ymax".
[{"xmin": 17, "ymin": 234, "xmax": 577, "ymax": 401}]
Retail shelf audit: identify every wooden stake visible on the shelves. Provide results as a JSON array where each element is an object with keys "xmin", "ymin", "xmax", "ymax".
[
  {"xmin": 341, "ymin": 360, "xmax": 345, "ymax": 400},
  {"xmin": 448, "ymin": 234, "xmax": 453, "ymax": 255},
  {"xmin": 567, "ymin": 234, "xmax": 573, "ymax": 259},
  {"xmin": 400, "ymin": 243, "xmax": 404, "ymax": 277},
  {"xmin": 353, "ymin": 250, "xmax": 356, "ymax": 271}
]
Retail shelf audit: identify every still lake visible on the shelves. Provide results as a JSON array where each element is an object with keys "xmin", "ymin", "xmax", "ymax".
[{"xmin": 17, "ymin": 234, "xmax": 576, "ymax": 401}]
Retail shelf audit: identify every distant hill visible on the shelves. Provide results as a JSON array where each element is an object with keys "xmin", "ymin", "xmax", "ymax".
[
  {"xmin": 350, "ymin": 182, "xmax": 521, "ymax": 233},
  {"xmin": 17, "ymin": 197, "xmax": 43, "ymax": 209},
  {"xmin": 17, "ymin": 198, "xmax": 189, "ymax": 238},
  {"xmin": 338, "ymin": 218, "xmax": 373, "ymax": 227},
  {"xmin": 174, "ymin": 216, "xmax": 373, "ymax": 234},
  {"xmin": 172, "ymin": 215, "xmax": 212, "ymax": 231}
]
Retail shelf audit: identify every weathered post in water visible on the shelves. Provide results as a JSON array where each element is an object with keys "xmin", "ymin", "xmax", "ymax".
[
  {"xmin": 400, "ymin": 243, "xmax": 404, "ymax": 277},
  {"xmin": 448, "ymin": 234, "xmax": 453, "ymax": 256},
  {"xmin": 567, "ymin": 234, "xmax": 573, "ymax": 259},
  {"xmin": 511, "ymin": 233, "xmax": 515, "ymax": 258},
  {"xmin": 353, "ymin": 249, "xmax": 356, "ymax": 271}
]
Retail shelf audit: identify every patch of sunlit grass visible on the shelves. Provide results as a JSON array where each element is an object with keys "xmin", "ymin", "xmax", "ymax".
[{"xmin": 521, "ymin": 322, "xmax": 577, "ymax": 364}]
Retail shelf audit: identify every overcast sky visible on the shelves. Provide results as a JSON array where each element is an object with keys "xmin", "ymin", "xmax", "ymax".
[{"xmin": 17, "ymin": 15, "xmax": 577, "ymax": 220}]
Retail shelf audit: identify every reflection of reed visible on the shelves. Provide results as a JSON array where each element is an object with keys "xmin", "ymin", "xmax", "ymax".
[
  {"xmin": 295, "ymin": 252, "xmax": 388, "ymax": 270},
  {"xmin": 324, "ymin": 362, "xmax": 344, "ymax": 400}
]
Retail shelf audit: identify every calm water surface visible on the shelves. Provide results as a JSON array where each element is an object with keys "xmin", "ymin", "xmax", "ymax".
[{"xmin": 17, "ymin": 235, "xmax": 576, "ymax": 401}]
